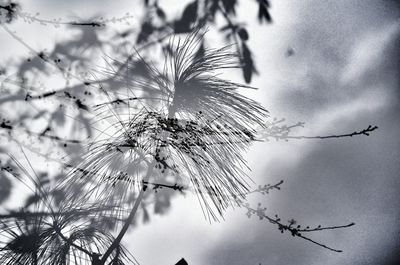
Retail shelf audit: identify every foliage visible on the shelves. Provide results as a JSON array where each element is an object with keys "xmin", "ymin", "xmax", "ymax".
[{"xmin": 0, "ymin": 1, "xmax": 378, "ymax": 264}]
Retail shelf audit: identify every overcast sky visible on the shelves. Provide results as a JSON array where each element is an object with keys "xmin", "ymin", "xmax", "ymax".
[{"xmin": 1, "ymin": 1, "xmax": 399, "ymax": 265}]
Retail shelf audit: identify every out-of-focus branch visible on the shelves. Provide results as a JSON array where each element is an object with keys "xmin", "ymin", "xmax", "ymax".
[{"xmin": 242, "ymin": 180, "xmax": 355, "ymax": 252}]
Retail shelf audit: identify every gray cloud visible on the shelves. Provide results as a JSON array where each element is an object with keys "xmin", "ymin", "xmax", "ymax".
[{"xmin": 204, "ymin": 1, "xmax": 400, "ymax": 265}]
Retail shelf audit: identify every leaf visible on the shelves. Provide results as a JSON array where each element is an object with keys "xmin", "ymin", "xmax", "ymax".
[
  {"xmin": 24, "ymin": 194, "xmax": 41, "ymax": 208},
  {"xmin": 75, "ymin": 99, "xmax": 88, "ymax": 111},
  {"xmin": 257, "ymin": 0, "xmax": 272, "ymax": 23},
  {"xmin": 0, "ymin": 173, "xmax": 12, "ymax": 204},
  {"xmin": 156, "ymin": 7, "xmax": 166, "ymax": 20},
  {"xmin": 0, "ymin": 2, "xmax": 20, "ymax": 23},
  {"xmin": 154, "ymin": 192, "xmax": 171, "ymax": 214},
  {"xmin": 181, "ymin": 1, "xmax": 198, "ymax": 24},
  {"xmin": 142, "ymin": 204, "xmax": 150, "ymax": 223},
  {"xmin": 51, "ymin": 189, "xmax": 65, "ymax": 207},
  {"xmin": 174, "ymin": 1, "xmax": 198, "ymax": 33},
  {"xmin": 237, "ymin": 27, "xmax": 249, "ymax": 41},
  {"xmin": 207, "ymin": 0, "xmax": 219, "ymax": 21},
  {"xmin": 51, "ymin": 106, "xmax": 66, "ymax": 126},
  {"xmin": 136, "ymin": 21, "xmax": 155, "ymax": 44},
  {"xmin": 219, "ymin": 24, "xmax": 232, "ymax": 32},
  {"xmin": 163, "ymin": 44, "xmax": 174, "ymax": 57},
  {"xmin": 194, "ymin": 40, "xmax": 205, "ymax": 61},
  {"xmin": 221, "ymin": 0, "xmax": 237, "ymax": 14},
  {"xmin": 72, "ymin": 112, "xmax": 92, "ymax": 138},
  {"xmin": 241, "ymin": 42, "xmax": 258, "ymax": 83}
]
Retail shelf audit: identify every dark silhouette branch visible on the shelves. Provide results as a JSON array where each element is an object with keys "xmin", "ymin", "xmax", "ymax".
[
  {"xmin": 283, "ymin": 125, "xmax": 378, "ymax": 140},
  {"xmin": 99, "ymin": 164, "xmax": 153, "ymax": 264},
  {"xmin": 260, "ymin": 122, "xmax": 378, "ymax": 141},
  {"xmin": 243, "ymin": 203, "xmax": 354, "ymax": 252}
]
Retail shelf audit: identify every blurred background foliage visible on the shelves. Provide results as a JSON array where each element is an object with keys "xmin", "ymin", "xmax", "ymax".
[{"xmin": 0, "ymin": 0, "xmax": 273, "ymax": 222}]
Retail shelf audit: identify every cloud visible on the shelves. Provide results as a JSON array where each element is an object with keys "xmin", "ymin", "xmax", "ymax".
[
  {"xmin": 203, "ymin": 1, "xmax": 400, "ymax": 264},
  {"xmin": 340, "ymin": 24, "xmax": 400, "ymax": 85}
]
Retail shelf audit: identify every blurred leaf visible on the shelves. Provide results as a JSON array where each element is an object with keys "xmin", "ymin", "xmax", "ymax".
[
  {"xmin": 142, "ymin": 204, "xmax": 150, "ymax": 223},
  {"xmin": 207, "ymin": 0, "xmax": 219, "ymax": 21},
  {"xmin": 24, "ymin": 194, "xmax": 41, "ymax": 208},
  {"xmin": 174, "ymin": 1, "xmax": 198, "ymax": 33},
  {"xmin": 51, "ymin": 189, "xmax": 65, "ymax": 207},
  {"xmin": 219, "ymin": 24, "xmax": 233, "ymax": 32},
  {"xmin": 154, "ymin": 191, "xmax": 171, "ymax": 214},
  {"xmin": 257, "ymin": 0, "xmax": 272, "ymax": 23},
  {"xmin": 0, "ymin": 173, "xmax": 12, "ymax": 204},
  {"xmin": 221, "ymin": 0, "xmax": 237, "ymax": 15},
  {"xmin": 17, "ymin": 54, "xmax": 49, "ymax": 79},
  {"xmin": 136, "ymin": 21, "xmax": 155, "ymax": 44},
  {"xmin": 181, "ymin": 1, "xmax": 198, "ymax": 24},
  {"xmin": 0, "ymin": 2, "xmax": 20, "ymax": 24},
  {"xmin": 163, "ymin": 44, "xmax": 174, "ymax": 57},
  {"xmin": 75, "ymin": 99, "xmax": 89, "ymax": 111},
  {"xmin": 75, "ymin": 112, "xmax": 92, "ymax": 137},
  {"xmin": 237, "ymin": 27, "xmax": 249, "ymax": 41},
  {"xmin": 156, "ymin": 6, "xmax": 166, "ymax": 20},
  {"xmin": 129, "ymin": 60, "xmax": 151, "ymax": 78},
  {"xmin": 98, "ymin": 216, "xmax": 118, "ymax": 230},
  {"xmin": 194, "ymin": 40, "xmax": 205, "ymax": 61},
  {"xmin": 38, "ymin": 172, "xmax": 50, "ymax": 187},
  {"xmin": 51, "ymin": 106, "xmax": 66, "ymax": 126},
  {"xmin": 32, "ymin": 110, "xmax": 46, "ymax": 120},
  {"xmin": 241, "ymin": 42, "xmax": 258, "ymax": 83}
]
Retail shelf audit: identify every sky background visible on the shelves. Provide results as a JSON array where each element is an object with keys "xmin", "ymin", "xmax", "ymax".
[{"xmin": 0, "ymin": 1, "xmax": 399, "ymax": 265}]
